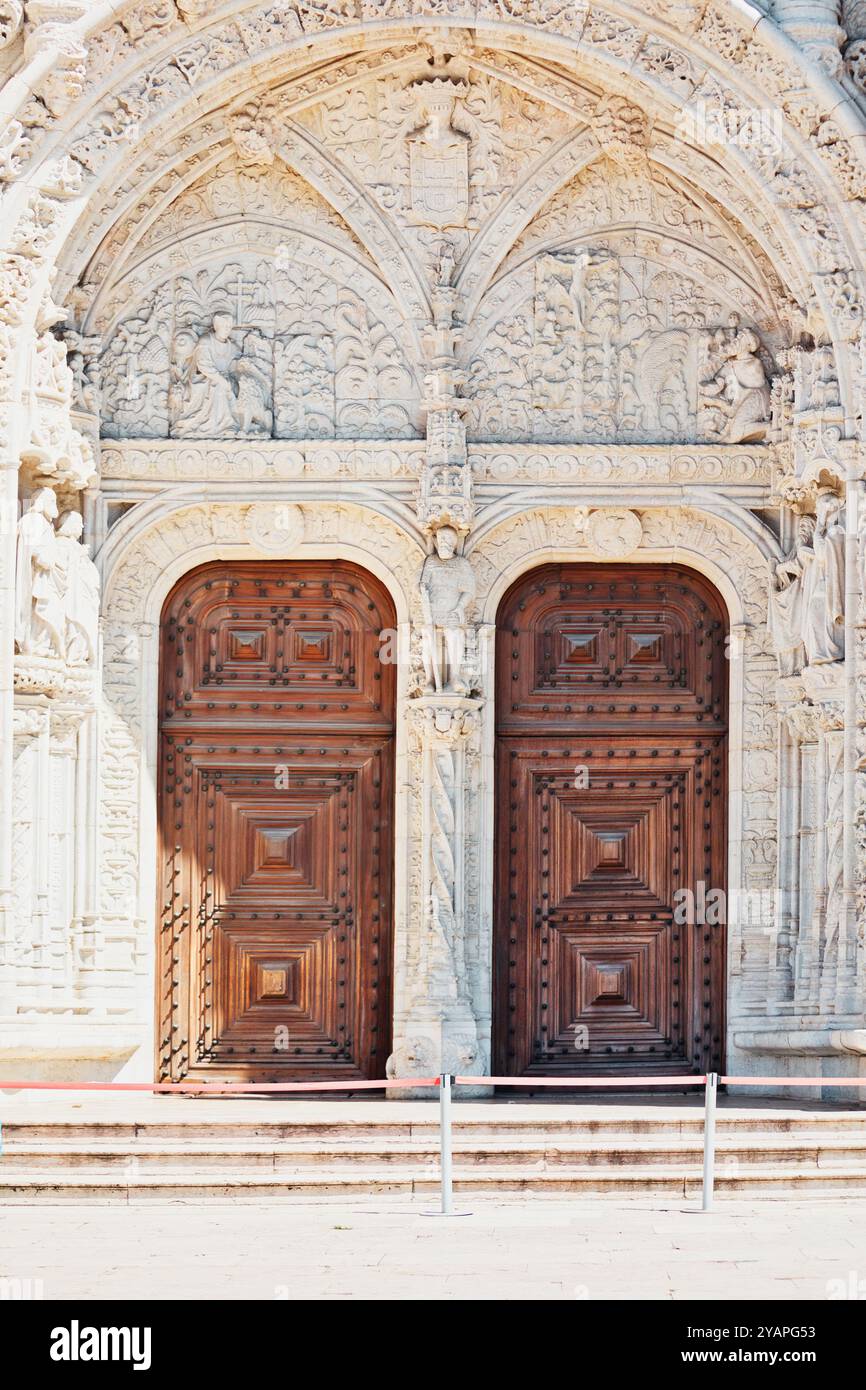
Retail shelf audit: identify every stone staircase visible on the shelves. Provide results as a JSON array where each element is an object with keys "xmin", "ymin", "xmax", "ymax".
[{"xmin": 2, "ymin": 1096, "xmax": 866, "ymax": 1200}]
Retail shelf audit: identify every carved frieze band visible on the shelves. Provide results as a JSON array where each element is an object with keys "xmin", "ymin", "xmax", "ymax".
[{"xmin": 100, "ymin": 439, "xmax": 772, "ymax": 489}]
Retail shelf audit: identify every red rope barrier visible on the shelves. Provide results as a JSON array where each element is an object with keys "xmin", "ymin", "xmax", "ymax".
[
  {"xmin": 455, "ymin": 1075, "xmax": 707, "ymax": 1087},
  {"xmin": 0, "ymin": 1077, "xmax": 439, "ymax": 1094},
  {"xmin": 2, "ymin": 1074, "xmax": 863, "ymax": 1095},
  {"xmin": 721, "ymin": 1076, "xmax": 866, "ymax": 1086}
]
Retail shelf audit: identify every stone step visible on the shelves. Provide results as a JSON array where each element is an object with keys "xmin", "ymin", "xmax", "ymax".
[
  {"xmin": 4, "ymin": 1136, "xmax": 866, "ymax": 1171},
  {"xmin": 4, "ymin": 1098, "xmax": 865, "ymax": 1199},
  {"xmin": 5, "ymin": 1113, "xmax": 866, "ymax": 1143},
  {"xmin": 2, "ymin": 1165, "xmax": 866, "ymax": 1201}
]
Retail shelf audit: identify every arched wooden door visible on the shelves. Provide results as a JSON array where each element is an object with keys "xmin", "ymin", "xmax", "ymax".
[
  {"xmin": 494, "ymin": 564, "xmax": 728, "ymax": 1079},
  {"xmin": 157, "ymin": 561, "xmax": 395, "ymax": 1083}
]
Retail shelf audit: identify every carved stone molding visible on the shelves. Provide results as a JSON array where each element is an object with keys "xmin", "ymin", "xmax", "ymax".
[
  {"xmin": 578, "ymin": 506, "xmax": 643, "ymax": 559},
  {"xmin": 245, "ymin": 500, "xmax": 304, "ymax": 553}
]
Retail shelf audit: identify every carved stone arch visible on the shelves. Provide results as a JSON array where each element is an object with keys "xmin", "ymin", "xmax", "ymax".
[
  {"xmin": 451, "ymin": 84, "xmax": 851, "ymax": 357},
  {"xmin": 50, "ymin": 39, "xmax": 428, "ymax": 283},
  {"xmin": 469, "ymin": 494, "xmax": 784, "ymax": 582},
  {"xmin": 500, "ymin": 151, "xmax": 793, "ymax": 314},
  {"xmin": 76, "ymin": 137, "xmax": 431, "ymax": 345},
  {"xmin": 468, "ymin": 503, "xmax": 774, "ymax": 629},
  {"xmin": 5, "ymin": 5, "xmax": 866, "ymax": 411},
  {"xmin": 101, "ymin": 497, "xmax": 424, "ymax": 627},
  {"xmin": 457, "ymin": 125, "xmax": 600, "ymax": 319}
]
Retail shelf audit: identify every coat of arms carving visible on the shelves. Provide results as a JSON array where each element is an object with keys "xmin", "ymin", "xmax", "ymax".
[{"xmin": 407, "ymin": 78, "xmax": 469, "ymax": 229}]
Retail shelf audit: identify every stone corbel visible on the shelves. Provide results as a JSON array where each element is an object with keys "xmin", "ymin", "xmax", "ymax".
[{"xmin": 777, "ymin": 681, "xmax": 821, "ymax": 744}]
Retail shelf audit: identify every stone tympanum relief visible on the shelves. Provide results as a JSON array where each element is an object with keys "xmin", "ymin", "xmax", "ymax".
[
  {"xmin": 463, "ymin": 244, "xmax": 778, "ymax": 444},
  {"xmin": 699, "ymin": 325, "xmax": 773, "ymax": 444},
  {"xmin": 99, "ymin": 250, "xmax": 420, "ymax": 441}
]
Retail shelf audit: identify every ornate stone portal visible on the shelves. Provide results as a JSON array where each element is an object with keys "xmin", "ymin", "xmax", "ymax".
[{"xmin": 1, "ymin": 6, "xmax": 866, "ymax": 1093}]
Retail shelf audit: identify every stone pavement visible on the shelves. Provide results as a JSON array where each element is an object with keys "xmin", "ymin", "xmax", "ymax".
[{"xmin": 1, "ymin": 1197, "xmax": 864, "ymax": 1300}]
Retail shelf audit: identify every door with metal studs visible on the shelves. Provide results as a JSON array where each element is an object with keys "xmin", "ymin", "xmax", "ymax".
[
  {"xmin": 157, "ymin": 561, "xmax": 395, "ymax": 1083},
  {"xmin": 494, "ymin": 563, "xmax": 728, "ymax": 1080}
]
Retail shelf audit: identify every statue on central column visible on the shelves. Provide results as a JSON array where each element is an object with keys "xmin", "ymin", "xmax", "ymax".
[{"xmin": 419, "ymin": 524, "xmax": 475, "ymax": 695}]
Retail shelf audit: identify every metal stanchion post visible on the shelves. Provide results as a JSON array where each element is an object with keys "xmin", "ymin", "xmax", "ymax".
[
  {"xmin": 701, "ymin": 1072, "xmax": 718, "ymax": 1212},
  {"xmin": 440, "ymin": 1072, "xmax": 453, "ymax": 1216}
]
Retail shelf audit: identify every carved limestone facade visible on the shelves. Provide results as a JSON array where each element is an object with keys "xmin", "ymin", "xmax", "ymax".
[{"xmin": 1, "ymin": 3, "xmax": 866, "ymax": 1095}]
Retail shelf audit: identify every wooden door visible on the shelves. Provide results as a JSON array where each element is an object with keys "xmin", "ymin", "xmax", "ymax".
[
  {"xmin": 157, "ymin": 561, "xmax": 395, "ymax": 1083},
  {"xmin": 494, "ymin": 564, "xmax": 728, "ymax": 1078}
]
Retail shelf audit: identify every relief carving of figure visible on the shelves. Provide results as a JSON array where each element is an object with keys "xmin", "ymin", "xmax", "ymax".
[
  {"xmin": 802, "ymin": 490, "xmax": 846, "ymax": 665},
  {"xmin": 172, "ymin": 311, "xmax": 272, "ymax": 439},
  {"xmin": 55, "ymin": 512, "xmax": 99, "ymax": 666},
  {"xmin": 15, "ymin": 488, "xmax": 64, "ymax": 659},
  {"xmin": 419, "ymin": 525, "xmax": 475, "ymax": 696},
  {"xmin": 768, "ymin": 515, "xmax": 815, "ymax": 677},
  {"xmin": 700, "ymin": 327, "xmax": 771, "ymax": 443}
]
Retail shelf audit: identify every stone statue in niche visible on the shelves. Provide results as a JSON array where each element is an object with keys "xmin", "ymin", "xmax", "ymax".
[
  {"xmin": 55, "ymin": 511, "xmax": 99, "ymax": 666},
  {"xmin": 768, "ymin": 515, "xmax": 816, "ymax": 677},
  {"xmin": 419, "ymin": 525, "xmax": 475, "ymax": 695},
  {"xmin": 15, "ymin": 488, "xmax": 64, "ymax": 659},
  {"xmin": 699, "ymin": 326, "xmax": 771, "ymax": 443},
  {"xmin": 801, "ymin": 490, "xmax": 846, "ymax": 665},
  {"xmin": 172, "ymin": 311, "xmax": 272, "ymax": 439}
]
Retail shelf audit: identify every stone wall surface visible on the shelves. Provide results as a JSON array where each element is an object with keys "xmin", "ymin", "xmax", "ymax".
[{"xmin": 1, "ymin": 1, "xmax": 865, "ymax": 1093}]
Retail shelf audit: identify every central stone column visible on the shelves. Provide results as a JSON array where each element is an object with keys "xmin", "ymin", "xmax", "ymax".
[{"xmin": 387, "ymin": 696, "xmax": 487, "ymax": 1092}]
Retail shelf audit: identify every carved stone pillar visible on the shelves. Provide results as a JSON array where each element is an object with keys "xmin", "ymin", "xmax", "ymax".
[
  {"xmin": 773, "ymin": 0, "xmax": 845, "ymax": 73},
  {"xmin": 388, "ymin": 696, "xmax": 487, "ymax": 1093},
  {"xmin": 801, "ymin": 666, "xmax": 856, "ymax": 1014},
  {"xmin": 778, "ymin": 686, "xmax": 823, "ymax": 1008}
]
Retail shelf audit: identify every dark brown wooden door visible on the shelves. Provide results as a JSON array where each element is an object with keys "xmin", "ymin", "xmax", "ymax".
[
  {"xmin": 157, "ymin": 561, "xmax": 395, "ymax": 1083},
  {"xmin": 494, "ymin": 564, "xmax": 727, "ymax": 1078}
]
